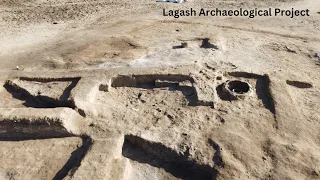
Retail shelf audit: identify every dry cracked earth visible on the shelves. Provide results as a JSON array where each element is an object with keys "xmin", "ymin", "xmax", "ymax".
[{"xmin": 0, "ymin": 0, "xmax": 320, "ymax": 180}]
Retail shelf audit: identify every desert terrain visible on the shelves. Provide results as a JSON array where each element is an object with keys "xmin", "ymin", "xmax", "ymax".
[{"xmin": 0, "ymin": 0, "xmax": 319, "ymax": 179}]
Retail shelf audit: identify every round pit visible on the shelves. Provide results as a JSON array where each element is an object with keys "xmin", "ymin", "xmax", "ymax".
[
  {"xmin": 222, "ymin": 80, "xmax": 252, "ymax": 100},
  {"xmin": 227, "ymin": 80, "xmax": 250, "ymax": 94}
]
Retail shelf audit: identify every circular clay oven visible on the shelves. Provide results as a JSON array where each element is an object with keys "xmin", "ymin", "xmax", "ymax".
[{"xmin": 222, "ymin": 80, "xmax": 252, "ymax": 100}]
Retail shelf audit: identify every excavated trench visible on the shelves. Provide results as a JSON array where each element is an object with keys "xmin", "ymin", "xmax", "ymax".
[
  {"xmin": 3, "ymin": 77, "xmax": 86, "ymax": 117},
  {"xmin": 110, "ymin": 74, "xmax": 212, "ymax": 106},
  {"xmin": 53, "ymin": 135, "xmax": 93, "ymax": 180},
  {"xmin": 286, "ymin": 80, "xmax": 313, "ymax": 88},
  {"xmin": 111, "ymin": 74, "xmax": 195, "ymax": 88},
  {"xmin": 122, "ymin": 135, "xmax": 217, "ymax": 180},
  {"xmin": 0, "ymin": 116, "xmax": 92, "ymax": 179},
  {"xmin": 0, "ymin": 118, "xmax": 75, "ymax": 141}
]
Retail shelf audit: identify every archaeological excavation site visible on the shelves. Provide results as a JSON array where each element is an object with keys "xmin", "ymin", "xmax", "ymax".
[{"xmin": 0, "ymin": 0, "xmax": 319, "ymax": 180}]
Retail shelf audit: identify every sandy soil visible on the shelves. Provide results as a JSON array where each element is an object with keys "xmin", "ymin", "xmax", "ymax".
[{"xmin": 0, "ymin": 0, "xmax": 319, "ymax": 179}]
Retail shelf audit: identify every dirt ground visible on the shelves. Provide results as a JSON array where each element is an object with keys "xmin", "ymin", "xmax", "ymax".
[{"xmin": 0, "ymin": 0, "xmax": 319, "ymax": 179}]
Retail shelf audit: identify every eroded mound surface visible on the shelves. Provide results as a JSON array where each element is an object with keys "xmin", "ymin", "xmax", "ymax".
[
  {"xmin": 0, "ymin": 66, "xmax": 319, "ymax": 180},
  {"xmin": 0, "ymin": 0, "xmax": 319, "ymax": 179},
  {"xmin": 61, "ymin": 37, "xmax": 148, "ymax": 63}
]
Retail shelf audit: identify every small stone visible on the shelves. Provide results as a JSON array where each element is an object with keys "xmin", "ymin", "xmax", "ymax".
[{"xmin": 99, "ymin": 84, "xmax": 108, "ymax": 92}]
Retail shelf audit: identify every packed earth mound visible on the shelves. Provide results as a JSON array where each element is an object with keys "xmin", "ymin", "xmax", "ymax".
[{"xmin": 0, "ymin": 0, "xmax": 319, "ymax": 180}]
